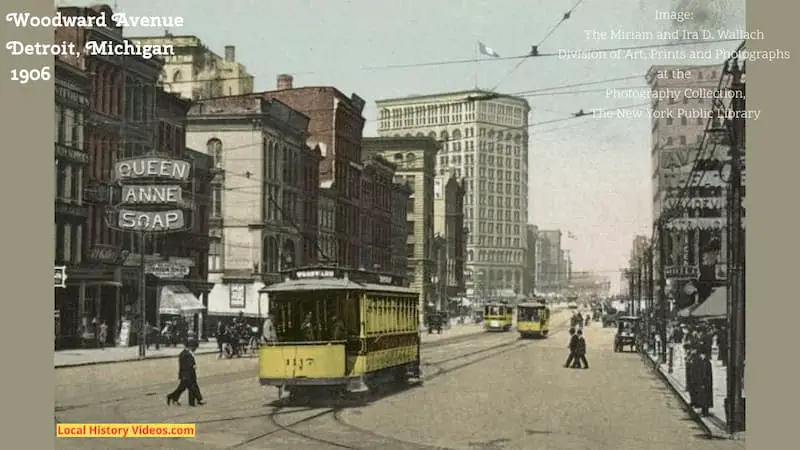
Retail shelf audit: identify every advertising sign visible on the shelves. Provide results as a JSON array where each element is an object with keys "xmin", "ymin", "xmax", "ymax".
[
  {"xmin": 109, "ymin": 155, "xmax": 192, "ymax": 235},
  {"xmin": 147, "ymin": 262, "xmax": 190, "ymax": 278},
  {"xmin": 54, "ymin": 266, "xmax": 67, "ymax": 288}
]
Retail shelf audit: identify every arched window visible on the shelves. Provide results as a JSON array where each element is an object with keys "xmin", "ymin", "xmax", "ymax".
[{"xmin": 207, "ymin": 138, "xmax": 222, "ymax": 167}]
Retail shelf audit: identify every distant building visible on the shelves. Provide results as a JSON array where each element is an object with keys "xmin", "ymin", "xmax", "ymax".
[
  {"xmin": 129, "ymin": 34, "xmax": 255, "ymax": 100},
  {"xmin": 360, "ymin": 155, "xmax": 396, "ymax": 272},
  {"xmin": 391, "ymin": 182, "xmax": 412, "ymax": 283},
  {"xmin": 317, "ymin": 185, "xmax": 337, "ymax": 264},
  {"xmin": 375, "ymin": 90, "xmax": 531, "ymax": 295},
  {"xmin": 432, "ymin": 172, "xmax": 467, "ymax": 310},
  {"xmin": 186, "ymin": 95, "xmax": 321, "ymax": 321},
  {"xmin": 523, "ymin": 224, "xmax": 539, "ymax": 296},
  {"xmin": 363, "ymin": 136, "xmax": 438, "ymax": 324},
  {"xmin": 537, "ymin": 230, "xmax": 563, "ymax": 293}
]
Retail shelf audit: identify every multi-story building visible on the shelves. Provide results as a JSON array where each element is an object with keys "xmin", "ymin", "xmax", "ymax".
[
  {"xmin": 186, "ymin": 95, "xmax": 321, "ymax": 321},
  {"xmin": 375, "ymin": 90, "xmax": 531, "ymax": 295},
  {"xmin": 647, "ymin": 64, "xmax": 724, "ymax": 308},
  {"xmin": 56, "ymin": 4, "xmax": 167, "ymax": 347},
  {"xmin": 261, "ymin": 75, "xmax": 367, "ymax": 269},
  {"xmin": 363, "ymin": 137, "xmax": 437, "ymax": 323},
  {"xmin": 317, "ymin": 186, "xmax": 337, "ymax": 263},
  {"xmin": 360, "ymin": 155, "xmax": 396, "ymax": 272},
  {"xmin": 536, "ymin": 230, "xmax": 563, "ymax": 294},
  {"xmin": 523, "ymin": 224, "xmax": 539, "ymax": 296},
  {"xmin": 129, "ymin": 34, "xmax": 254, "ymax": 101},
  {"xmin": 432, "ymin": 172, "xmax": 467, "ymax": 310},
  {"xmin": 54, "ymin": 58, "xmax": 90, "ymax": 349},
  {"xmin": 391, "ymin": 182, "xmax": 412, "ymax": 281}
]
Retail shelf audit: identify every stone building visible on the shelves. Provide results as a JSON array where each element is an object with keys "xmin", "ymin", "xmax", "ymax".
[
  {"xmin": 432, "ymin": 173, "xmax": 467, "ymax": 311},
  {"xmin": 186, "ymin": 95, "xmax": 321, "ymax": 322},
  {"xmin": 391, "ymin": 182, "xmax": 412, "ymax": 283},
  {"xmin": 362, "ymin": 136, "xmax": 437, "ymax": 324},
  {"xmin": 375, "ymin": 90, "xmax": 531, "ymax": 295},
  {"xmin": 360, "ymin": 155, "xmax": 396, "ymax": 272},
  {"xmin": 129, "ymin": 34, "xmax": 254, "ymax": 100}
]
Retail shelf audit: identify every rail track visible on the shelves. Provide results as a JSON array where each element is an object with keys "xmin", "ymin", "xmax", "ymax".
[{"xmin": 56, "ymin": 314, "xmax": 573, "ymax": 449}]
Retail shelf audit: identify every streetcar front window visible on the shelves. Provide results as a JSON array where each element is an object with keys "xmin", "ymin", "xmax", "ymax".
[{"xmin": 518, "ymin": 308, "xmax": 540, "ymax": 322}]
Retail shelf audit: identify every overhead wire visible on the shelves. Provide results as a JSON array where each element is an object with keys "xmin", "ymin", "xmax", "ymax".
[{"xmin": 491, "ymin": 0, "xmax": 586, "ymax": 91}]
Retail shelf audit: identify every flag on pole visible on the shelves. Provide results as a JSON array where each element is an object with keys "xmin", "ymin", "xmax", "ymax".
[
  {"xmin": 567, "ymin": 231, "xmax": 577, "ymax": 240},
  {"xmin": 478, "ymin": 41, "xmax": 500, "ymax": 58}
]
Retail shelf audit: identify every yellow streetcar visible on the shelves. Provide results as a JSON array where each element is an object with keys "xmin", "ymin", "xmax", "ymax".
[
  {"xmin": 257, "ymin": 266, "xmax": 421, "ymax": 399},
  {"xmin": 483, "ymin": 302, "xmax": 514, "ymax": 331},
  {"xmin": 516, "ymin": 302, "xmax": 551, "ymax": 338}
]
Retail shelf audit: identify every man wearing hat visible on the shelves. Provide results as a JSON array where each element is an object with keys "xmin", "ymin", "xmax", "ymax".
[{"xmin": 166, "ymin": 332, "xmax": 204, "ymax": 406}]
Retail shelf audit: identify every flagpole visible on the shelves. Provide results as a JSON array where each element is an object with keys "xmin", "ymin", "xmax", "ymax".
[{"xmin": 474, "ymin": 41, "xmax": 479, "ymax": 89}]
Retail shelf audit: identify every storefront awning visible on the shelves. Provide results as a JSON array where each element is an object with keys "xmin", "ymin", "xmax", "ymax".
[
  {"xmin": 676, "ymin": 303, "xmax": 699, "ymax": 318},
  {"xmin": 159, "ymin": 285, "xmax": 206, "ymax": 315},
  {"xmin": 690, "ymin": 287, "xmax": 727, "ymax": 319}
]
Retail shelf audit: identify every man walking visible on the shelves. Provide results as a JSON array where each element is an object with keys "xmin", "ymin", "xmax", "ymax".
[
  {"xmin": 166, "ymin": 334, "xmax": 204, "ymax": 407},
  {"xmin": 262, "ymin": 312, "xmax": 277, "ymax": 344},
  {"xmin": 564, "ymin": 328, "xmax": 578, "ymax": 368},
  {"xmin": 573, "ymin": 329, "xmax": 589, "ymax": 369}
]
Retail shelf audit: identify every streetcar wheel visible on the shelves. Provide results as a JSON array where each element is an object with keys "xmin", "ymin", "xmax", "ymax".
[{"xmin": 222, "ymin": 343, "xmax": 234, "ymax": 359}]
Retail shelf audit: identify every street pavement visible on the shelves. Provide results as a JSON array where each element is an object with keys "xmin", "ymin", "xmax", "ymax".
[
  {"xmin": 54, "ymin": 323, "xmax": 484, "ymax": 368},
  {"xmin": 55, "ymin": 310, "xmax": 745, "ymax": 449},
  {"xmin": 645, "ymin": 342, "xmax": 745, "ymax": 440}
]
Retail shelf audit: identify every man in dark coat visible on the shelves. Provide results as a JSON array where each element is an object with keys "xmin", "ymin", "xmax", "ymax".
[
  {"xmin": 573, "ymin": 329, "xmax": 589, "ymax": 369},
  {"xmin": 166, "ymin": 335, "xmax": 204, "ymax": 406},
  {"xmin": 691, "ymin": 349, "xmax": 714, "ymax": 416},
  {"xmin": 564, "ymin": 328, "xmax": 577, "ymax": 368}
]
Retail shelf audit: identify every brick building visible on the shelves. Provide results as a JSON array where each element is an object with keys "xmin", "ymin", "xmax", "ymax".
[
  {"xmin": 54, "ymin": 58, "xmax": 91, "ymax": 349},
  {"xmin": 391, "ymin": 182, "xmax": 413, "ymax": 282},
  {"xmin": 360, "ymin": 154, "xmax": 396, "ymax": 272},
  {"xmin": 261, "ymin": 75, "xmax": 367, "ymax": 269}
]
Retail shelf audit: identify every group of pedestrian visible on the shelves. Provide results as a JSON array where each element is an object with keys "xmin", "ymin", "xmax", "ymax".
[
  {"xmin": 564, "ymin": 327, "xmax": 589, "ymax": 369},
  {"xmin": 674, "ymin": 323, "xmax": 716, "ymax": 417}
]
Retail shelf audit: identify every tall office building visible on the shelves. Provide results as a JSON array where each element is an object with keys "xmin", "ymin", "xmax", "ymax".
[{"xmin": 375, "ymin": 90, "xmax": 530, "ymax": 295}]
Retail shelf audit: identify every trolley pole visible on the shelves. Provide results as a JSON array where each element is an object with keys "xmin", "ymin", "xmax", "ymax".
[
  {"xmin": 725, "ymin": 57, "xmax": 746, "ymax": 434},
  {"xmin": 656, "ymin": 220, "xmax": 668, "ymax": 364},
  {"xmin": 646, "ymin": 245, "xmax": 655, "ymax": 351}
]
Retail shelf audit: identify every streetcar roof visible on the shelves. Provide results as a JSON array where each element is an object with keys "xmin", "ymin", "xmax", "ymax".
[
  {"xmin": 260, "ymin": 278, "xmax": 418, "ymax": 295},
  {"xmin": 517, "ymin": 302, "xmax": 548, "ymax": 308}
]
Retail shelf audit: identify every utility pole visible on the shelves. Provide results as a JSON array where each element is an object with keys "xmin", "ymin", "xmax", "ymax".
[
  {"xmin": 636, "ymin": 256, "xmax": 643, "ymax": 316},
  {"xmin": 646, "ymin": 244, "xmax": 655, "ymax": 349},
  {"xmin": 725, "ymin": 56, "xmax": 746, "ymax": 434},
  {"xmin": 656, "ymin": 219, "xmax": 668, "ymax": 363},
  {"xmin": 138, "ymin": 229, "xmax": 147, "ymax": 358}
]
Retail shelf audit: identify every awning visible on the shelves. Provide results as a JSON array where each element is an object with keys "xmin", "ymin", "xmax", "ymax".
[
  {"xmin": 690, "ymin": 287, "xmax": 727, "ymax": 319},
  {"xmin": 676, "ymin": 303, "xmax": 699, "ymax": 318},
  {"xmin": 159, "ymin": 285, "xmax": 206, "ymax": 315}
]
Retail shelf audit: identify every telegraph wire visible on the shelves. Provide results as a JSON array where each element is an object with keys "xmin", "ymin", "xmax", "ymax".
[
  {"xmin": 491, "ymin": 0, "xmax": 586, "ymax": 91},
  {"xmin": 360, "ymin": 38, "xmax": 739, "ymax": 71}
]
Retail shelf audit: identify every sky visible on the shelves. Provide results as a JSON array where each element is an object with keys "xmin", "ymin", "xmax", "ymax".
[{"xmin": 65, "ymin": 0, "xmax": 745, "ymax": 275}]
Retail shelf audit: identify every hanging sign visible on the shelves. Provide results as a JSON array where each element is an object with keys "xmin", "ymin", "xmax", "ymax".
[
  {"xmin": 54, "ymin": 266, "xmax": 67, "ymax": 288},
  {"xmin": 147, "ymin": 262, "xmax": 190, "ymax": 278},
  {"xmin": 664, "ymin": 218, "xmax": 746, "ymax": 231}
]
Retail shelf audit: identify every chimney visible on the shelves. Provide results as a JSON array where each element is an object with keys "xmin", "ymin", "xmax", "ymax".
[
  {"xmin": 277, "ymin": 74, "xmax": 294, "ymax": 90},
  {"xmin": 224, "ymin": 45, "xmax": 235, "ymax": 62}
]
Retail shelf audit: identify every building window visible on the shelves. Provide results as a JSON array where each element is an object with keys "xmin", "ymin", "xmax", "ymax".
[
  {"xmin": 212, "ymin": 186, "xmax": 223, "ymax": 217},
  {"xmin": 406, "ymin": 244, "xmax": 414, "ymax": 257},
  {"xmin": 63, "ymin": 223, "xmax": 72, "ymax": 264},
  {"xmin": 55, "ymin": 105, "xmax": 63, "ymax": 143},
  {"xmin": 407, "ymin": 221, "xmax": 415, "ymax": 235},
  {"xmin": 209, "ymin": 238, "xmax": 223, "ymax": 272},
  {"xmin": 679, "ymin": 135, "xmax": 686, "ymax": 145},
  {"xmin": 207, "ymin": 138, "xmax": 223, "ymax": 167}
]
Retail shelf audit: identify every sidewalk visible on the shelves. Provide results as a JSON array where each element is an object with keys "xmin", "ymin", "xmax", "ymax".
[
  {"xmin": 644, "ymin": 344, "xmax": 746, "ymax": 440},
  {"xmin": 55, "ymin": 323, "xmax": 485, "ymax": 368}
]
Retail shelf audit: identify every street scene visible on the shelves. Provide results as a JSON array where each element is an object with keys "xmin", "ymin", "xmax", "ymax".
[{"xmin": 52, "ymin": 0, "xmax": 748, "ymax": 447}]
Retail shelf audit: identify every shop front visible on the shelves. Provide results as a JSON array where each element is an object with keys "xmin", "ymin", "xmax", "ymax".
[{"xmin": 57, "ymin": 264, "xmax": 122, "ymax": 350}]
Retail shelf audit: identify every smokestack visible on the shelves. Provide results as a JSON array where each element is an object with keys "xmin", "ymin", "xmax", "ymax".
[
  {"xmin": 224, "ymin": 45, "xmax": 235, "ymax": 62},
  {"xmin": 277, "ymin": 74, "xmax": 294, "ymax": 90}
]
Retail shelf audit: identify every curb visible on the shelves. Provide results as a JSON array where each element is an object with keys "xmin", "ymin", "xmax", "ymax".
[
  {"xmin": 640, "ymin": 351, "xmax": 738, "ymax": 440},
  {"xmin": 55, "ymin": 328, "xmax": 486, "ymax": 369}
]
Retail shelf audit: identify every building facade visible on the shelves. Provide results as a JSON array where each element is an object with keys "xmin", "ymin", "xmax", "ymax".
[
  {"xmin": 261, "ymin": 75, "xmax": 367, "ymax": 269},
  {"xmin": 130, "ymin": 34, "xmax": 254, "ymax": 101},
  {"xmin": 54, "ymin": 58, "xmax": 91, "ymax": 349},
  {"xmin": 536, "ymin": 229, "xmax": 564, "ymax": 294},
  {"xmin": 647, "ymin": 64, "xmax": 726, "ymax": 308},
  {"xmin": 363, "ymin": 137, "xmax": 437, "ymax": 323},
  {"xmin": 186, "ymin": 95, "xmax": 321, "ymax": 321},
  {"xmin": 391, "ymin": 182, "xmax": 412, "ymax": 281},
  {"xmin": 375, "ymin": 90, "xmax": 531, "ymax": 296},
  {"xmin": 360, "ymin": 155, "xmax": 396, "ymax": 272},
  {"xmin": 55, "ymin": 4, "xmax": 170, "ymax": 348},
  {"xmin": 523, "ymin": 224, "xmax": 539, "ymax": 296},
  {"xmin": 318, "ymin": 186, "xmax": 337, "ymax": 263},
  {"xmin": 432, "ymin": 172, "xmax": 467, "ymax": 310}
]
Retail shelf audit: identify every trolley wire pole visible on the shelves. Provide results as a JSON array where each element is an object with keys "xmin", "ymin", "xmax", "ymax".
[
  {"xmin": 138, "ymin": 229, "xmax": 147, "ymax": 359},
  {"xmin": 656, "ymin": 219, "xmax": 668, "ymax": 364},
  {"xmin": 725, "ymin": 56, "xmax": 746, "ymax": 434}
]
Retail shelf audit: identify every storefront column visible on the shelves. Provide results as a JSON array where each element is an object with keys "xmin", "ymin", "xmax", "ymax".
[
  {"xmin": 95, "ymin": 285, "xmax": 102, "ymax": 320},
  {"xmin": 114, "ymin": 285, "xmax": 121, "ymax": 345},
  {"xmin": 78, "ymin": 281, "xmax": 86, "ymax": 320}
]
